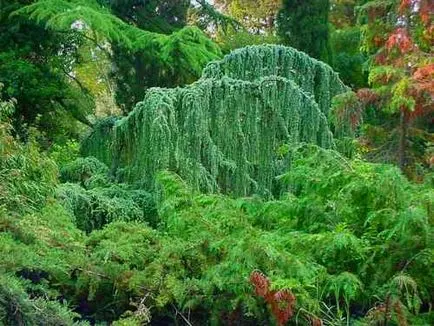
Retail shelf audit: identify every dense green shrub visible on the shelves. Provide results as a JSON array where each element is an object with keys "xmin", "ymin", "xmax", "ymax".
[
  {"xmin": 0, "ymin": 91, "xmax": 58, "ymax": 214},
  {"xmin": 60, "ymin": 157, "xmax": 110, "ymax": 187},
  {"xmin": 57, "ymin": 156, "xmax": 158, "ymax": 233},
  {"xmin": 1, "ymin": 144, "xmax": 433, "ymax": 324},
  {"xmin": 57, "ymin": 183, "xmax": 157, "ymax": 233},
  {"xmin": 148, "ymin": 163, "xmax": 433, "ymax": 324},
  {"xmin": 49, "ymin": 140, "xmax": 81, "ymax": 170},
  {"xmin": 0, "ymin": 274, "xmax": 83, "ymax": 326}
]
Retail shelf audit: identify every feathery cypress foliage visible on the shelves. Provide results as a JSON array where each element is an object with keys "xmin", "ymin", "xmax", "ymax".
[{"xmin": 1, "ymin": 101, "xmax": 433, "ymax": 324}]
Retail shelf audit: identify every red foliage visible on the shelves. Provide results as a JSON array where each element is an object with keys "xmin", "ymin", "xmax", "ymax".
[
  {"xmin": 250, "ymin": 270, "xmax": 270, "ymax": 297},
  {"xmin": 412, "ymin": 63, "xmax": 434, "ymax": 95},
  {"xmin": 385, "ymin": 28, "xmax": 414, "ymax": 54},
  {"xmin": 374, "ymin": 51, "xmax": 387, "ymax": 65},
  {"xmin": 399, "ymin": 0, "xmax": 433, "ymax": 24},
  {"xmin": 311, "ymin": 317, "xmax": 324, "ymax": 326},
  {"xmin": 250, "ymin": 271, "xmax": 297, "ymax": 326},
  {"xmin": 399, "ymin": 0, "xmax": 412, "ymax": 14},
  {"xmin": 270, "ymin": 289, "xmax": 296, "ymax": 325},
  {"xmin": 419, "ymin": 0, "xmax": 434, "ymax": 25},
  {"xmin": 367, "ymin": 0, "xmax": 433, "ymax": 122},
  {"xmin": 406, "ymin": 63, "xmax": 434, "ymax": 119}
]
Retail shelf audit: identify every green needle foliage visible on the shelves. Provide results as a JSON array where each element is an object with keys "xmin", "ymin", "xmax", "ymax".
[
  {"xmin": 0, "ymin": 274, "xmax": 82, "ymax": 326},
  {"xmin": 57, "ymin": 157, "xmax": 158, "ymax": 232},
  {"xmin": 83, "ymin": 45, "xmax": 348, "ymax": 197},
  {"xmin": 202, "ymin": 45, "xmax": 348, "ymax": 116},
  {"xmin": 13, "ymin": 0, "xmax": 223, "ymax": 111}
]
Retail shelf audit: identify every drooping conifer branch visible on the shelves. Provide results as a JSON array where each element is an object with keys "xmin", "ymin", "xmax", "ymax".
[{"xmin": 202, "ymin": 45, "xmax": 348, "ymax": 116}]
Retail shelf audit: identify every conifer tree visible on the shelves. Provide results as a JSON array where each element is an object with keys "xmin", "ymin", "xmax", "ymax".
[
  {"xmin": 13, "ymin": 0, "xmax": 223, "ymax": 113},
  {"xmin": 0, "ymin": 0, "xmax": 94, "ymax": 139},
  {"xmin": 83, "ymin": 45, "xmax": 348, "ymax": 196},
  {"xmin": 277, "ymin": 0, "xmax": 332, "ymax": 63}
]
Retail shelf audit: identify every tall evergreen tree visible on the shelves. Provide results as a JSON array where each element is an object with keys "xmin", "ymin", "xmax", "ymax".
[
  {"xmin": 83, "ymin": 45, "xmax": 348, "ymax": 196},
  {"xmin": 98, "ymin": 0, "xmax": 190, "ymax": 33},
  {"xmin": 277, "ymin": 0, "xmax": 332, "ymax": 63},
  {"xmin": 105, "ymin": 0, "xmax": 192, "ymax": 111},
  {"xmin": 9, "ymin": 0, "xmax": 222, "ymax": 117},
  {"xmin": 0, "ymin": 0, "xmax": 94, "ymax": 140}
]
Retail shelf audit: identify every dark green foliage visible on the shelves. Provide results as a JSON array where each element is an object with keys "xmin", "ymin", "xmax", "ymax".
[
  {"xmin": 14, "ymin": 0, "xmax": 223, "ymax": 112},
  {"xmin": 57, "ymin": 183, "xmax": 157, "ymax": 233},
  {"xmin": 110, "ymin": 26, "xmax": 223, "ymax": 111},
  {"xmin": 330, "ymin": 27, "xmax": 368, "ymax": 88},
  {"xmin": 58, "ymin": 157, "xmax": 157, "ymax": 232},
  {"xmin": 98, "ymin": 0, "xmax": 190, "ymax": 33},
  {"xmin": 80, "ymin": 117, "xmax": 118, "ymax": 167},
  {"xmin": 277, "ymin": 0, "xmax": 332, "ymax": 63},
  {"xmin": 0, "ymin": 0, "xmax": 94, "ymax": 140},
  {"xmin": 0, "ymin": 274, "xmax": 81, "ymax": 326},
  {"xmin": 60, "ymin": 157, "xmax": 109, "ymax": 186}
]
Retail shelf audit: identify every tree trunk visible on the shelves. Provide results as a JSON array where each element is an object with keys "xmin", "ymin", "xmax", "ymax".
[{"xmin": 398, "ymin": 109, "xmax": 408, "ymax": 171}]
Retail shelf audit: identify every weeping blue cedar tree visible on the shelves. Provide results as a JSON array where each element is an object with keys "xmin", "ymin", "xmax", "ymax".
[{"xmin": 83, "ymin": 45, "xmax": 348, "ymax": 196}]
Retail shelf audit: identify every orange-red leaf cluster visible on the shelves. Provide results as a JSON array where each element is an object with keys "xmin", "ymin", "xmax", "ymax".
[
  {"xmin": 385, "ymin": 28, "xmax": 414, "ymax": 54},
  {"xmin": 412, "ymin": 63, "xmax": 434, "ymax": 95},
  {"xmin": 250, "ymin": 271, "xmax": 296, "ymax": 326},
  {"xmin": 399, "ymin": 0, "xmax": 433, "ymax": 25},
  {"xmin": 419, "ymin": 0, "xmax": 434, "ymax": 25},
  {"xmin": 399, "ymin": 0, "xmax": 412, "ymax": 14},
  {"xmin": 407, "ymin": 63, "xmax": 434, "ymax": 119},
  {"xmin": 367, "ymin": 0, "xmax": 433, "ymax": 120}
]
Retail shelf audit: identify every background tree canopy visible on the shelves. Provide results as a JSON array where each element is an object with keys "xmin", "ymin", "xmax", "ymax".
[
  {"xmin": 1, "ymin": 0, "xmax": 223, "ymax": 133},
  {"xmin": 277, "ymin": 0, "xmax": 332, "ymax": 63},
  {"xmin": 0, "ymin": 0, "xmax": 95, "ymax": 140}
]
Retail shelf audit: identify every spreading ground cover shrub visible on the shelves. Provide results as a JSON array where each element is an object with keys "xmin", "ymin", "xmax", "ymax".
[{"xmin": 1, "ymin": 138, "xmax": 432, "ymax": 324}]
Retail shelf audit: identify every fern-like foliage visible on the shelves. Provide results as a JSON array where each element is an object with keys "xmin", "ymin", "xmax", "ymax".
[
  {"xmin": 13, "ymin": 0, "xmax": 222, "ymax": 89},
  {"xmin": 0, "ymin": 274, "xmax": 81, "ymax": 325}
]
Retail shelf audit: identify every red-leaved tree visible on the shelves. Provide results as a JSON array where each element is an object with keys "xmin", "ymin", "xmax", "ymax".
[{"xmin": 356, "ymin": 0, "xmax": 433, "ymax": 172}]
